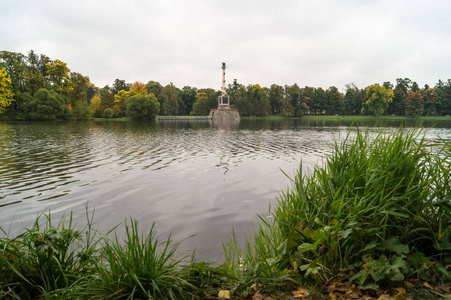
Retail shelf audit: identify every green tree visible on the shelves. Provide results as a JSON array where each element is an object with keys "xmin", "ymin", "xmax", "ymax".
[
  {"xmin": 112, "ymin": 79, "xmax": 130, "ymax": 95},
  {"xmin": 0, "ymin": 67, "xmax": 15, "ymax": 114},
  {"xmin": 68, "ymin": 72, "xmax": 89, "ymax": 119},
  {"xmin": 126, "ymin": 94, "xmax": 160, "ymax": 120},
  {"xmin": 179, "ymin": 86, "xmax": 197, "ymax": 115},
  {"xmin": 280, "ymin": 96, "xmax": 294, "ymax": 117},
  {"xmin": 314, "ymin": 88, "xmax": 327, "ymax": 114},
  {"xmin": 325, "ymin": 86, "xmax": 343, "ymax": 115},
  {"xmin": 146, "ymin": 81, "xmax": 163, "ymax": 100},
  {"xmin": 190, "ymin": 92, "xmax": 210, "ymax": 115},
  {"xmin": 422, "ymin": 88, "xmax": 438, "ymax": 115},
  {"xmin": 344, "ymin": 83, "xmax": 363, "ymax": 115},
  {"xmin": 438, "ymin": 80, "xmax": 451, "ymax": 115},
  {"xmin": 25, "ymin": 50, "xmax": 50, "ymax": 95},
  {"xmin": 160, "ymin": 83, "xmax": 180, "ymax": 115},
  {"xmin": 285, "ymin": 84, "xmax": 302, "ymax": 116},
  {"xmin": 268, "ymin": 84, "xmax": 284, "ymax": 115},
  {"xmin": 198, "ymin": 88, "xmax": 220, "ymax": 110},
  {"xmin": 102, "ymin": 108, "xmax": 115, "ymax": 118},
  {"xmin": 365, "ymin": 84, "xmax": 394, "ymax": 115},
  {"xmin": 232, "ymin": 85, "xmax": 251, "ymax": 116},
  {"xmin": 98, "ymin": 86, "xmax": 115, "ymax": 116},
  {"xmin": 302, "ymin": 86, "xmax": 315, "ymax": 114},
  {"xmin": 406, "ymin": 90, "xmax": 424, "ymax": 116},
  {"xmin": 247, "ymin": 84, "xmax": 270, "ymax": 117},
  {"xmin": 23, "ymin": 88, "xmax": 66, "ymax": 120}
]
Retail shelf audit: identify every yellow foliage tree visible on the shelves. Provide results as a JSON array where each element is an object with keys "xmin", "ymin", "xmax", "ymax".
[
  {"xmin": 0, "ymin": 68, "xmax": 15, "ymax": 114},
  {"xmin": 46, "ymin": 59, "xmax": 73, "ymax": 95},
  {"xmin": 114, "ymin": 89, "xmax": 130, "ymax": 116},
  {"xmin": 89, "ymin": 95, "xmax": 101, "ymax": 116},
  {"xmin": 365, "ymin": 84, "xmax": 394, "ymax": 115},
  {"xmin": 130, "ymin": 81, "xmax": 147, "ymax": 96}
]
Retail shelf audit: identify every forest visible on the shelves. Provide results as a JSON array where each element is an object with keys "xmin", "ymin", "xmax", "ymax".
[{"xmin": 1, "ymin": 50, "xmax": 451, "ymax": 120}]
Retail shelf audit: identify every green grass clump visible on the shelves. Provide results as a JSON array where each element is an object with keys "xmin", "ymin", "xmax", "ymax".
[
  {"xmin": 87, "ymin": 220, "xmax": 196, "ymax": 299},
  {"xmin": 225, "ymin": 125, "xmax": 451, "ymax": 292},
  {"xmin": 0, "ymin": 211, "xmax": 98, "ymax": 299}
]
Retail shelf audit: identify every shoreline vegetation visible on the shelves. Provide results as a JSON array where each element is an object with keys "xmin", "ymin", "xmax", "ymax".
[
  {"xmin": 1, "ymin": 126, "xmax": 450, "ymax": 299},
  {"xmin": 2, "ymin": 50, "xmax": 451, "ymax": 123}
]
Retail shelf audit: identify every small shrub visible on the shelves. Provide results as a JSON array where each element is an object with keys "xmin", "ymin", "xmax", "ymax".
[
  {"xmin": 126, "ymin": 94, "xmax": 160, "ymax": 120},
  {"xmin": 102, "ymin": 107, "xmax": 114, "ymax": 118}
]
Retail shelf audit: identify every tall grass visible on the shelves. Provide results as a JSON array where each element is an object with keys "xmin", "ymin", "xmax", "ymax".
[
  {"xmin": 86, "ymin": 220, "xmax": 196, "ymax": 299},
  {"xmin": 0, "ymin": 209, "xmax": 99, "ymax": 299},
  {"xmin": 225, "ymin": 125, "xmax": 451, "ymax": 290}
]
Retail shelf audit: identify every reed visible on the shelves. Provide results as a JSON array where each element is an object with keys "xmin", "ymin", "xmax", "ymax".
[{"xmin": 225, "ymin": 125, "xmax": 451, "ymax": 290}]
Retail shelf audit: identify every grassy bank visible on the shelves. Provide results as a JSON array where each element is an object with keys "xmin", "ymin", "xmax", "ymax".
[
  {"xmin": 300, "ymin": 115, "xmax": 451, "ymax": 121},
  {"xmin": 1, "ymin": 126, "xmax": 450, "ymax": 299},
  {"xmin": 242, "ymin": 115, "xmax": 451, "ymax": 122}
]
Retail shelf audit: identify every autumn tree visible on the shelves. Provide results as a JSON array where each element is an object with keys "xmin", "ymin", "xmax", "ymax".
[
  {"xmin": 365, "ymin": 84, "xmax": 394, "ymax": 115},
  {"xmin": 0, "ymin": 51, "xmax": 27, "ymax": 109},
  {"xmin": 422, "ymin": 88, "xmax": 438, "ymax": 115},
  {"xmin": 113, "ymin": 90, "xmax": 130, "ymax": 117},
  {"xmin": 46, "ymin": 59, "xmax": 73, "ymax": 97},
  {"xmin": 126, "ymin": 94, "xmax": 160, "ymax": 120},
  {"xmin": 406, "ymin": 90, "xmax": 424, "ymax": 116},
  {"xmin": 0, "ymin": 68, "xmax": 15, "ymax": 114},
  {"xmin": 130, "ymin": 81, "xmax": 148, "ymax": 96},
  {"xmin": 89, "ymin": 95, "xmax": 101, "ymax": 116}
]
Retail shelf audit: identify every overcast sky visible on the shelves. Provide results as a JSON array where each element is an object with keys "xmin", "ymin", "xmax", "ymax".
[{"xmin": 2, "ymin": 0, "xmax": 450, "ymax": 91}]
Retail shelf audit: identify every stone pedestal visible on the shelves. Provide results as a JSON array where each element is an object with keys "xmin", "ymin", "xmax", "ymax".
[{"xmin": 209, "ymin": 108, "xmax": 240, "ymax": 122}]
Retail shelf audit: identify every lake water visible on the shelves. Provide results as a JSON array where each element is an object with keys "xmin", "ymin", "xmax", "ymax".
[{"xmin": 1, "ymin": 118, "xmax": 451, "ymax": 262}]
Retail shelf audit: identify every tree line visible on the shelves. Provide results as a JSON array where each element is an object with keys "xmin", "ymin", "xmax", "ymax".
[{"xmin": 1, "ymin": 50, "xmax": 451, "ymax": 120}]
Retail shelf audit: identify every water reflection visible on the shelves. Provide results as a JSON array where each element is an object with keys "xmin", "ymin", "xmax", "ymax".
[{"xmin": 0, "ymin": 119, "xmax": 450, "ymax": 261}]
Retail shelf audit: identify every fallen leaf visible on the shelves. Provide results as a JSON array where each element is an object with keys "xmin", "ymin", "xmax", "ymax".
[
  {"xmin": 377, "ymin": 294, "xmax": 394, "ymax": 300},
  {"xmin": 405, "ymin": 282, "xmax": 414, "ymax": 290},
  {"xmin": 422, "ymin": 282, "xmax": 434, "ymax": 290},
  {"xmin": 218, "ymin": 290, "xmax": 231, "ymax": 299},
  {"xmin": 253, "ymin": 291, "xmax": 265, "ymax": 300},
  {"xmin": 292, "ymin": 287, "xmax": 310, "ymax": 298}
]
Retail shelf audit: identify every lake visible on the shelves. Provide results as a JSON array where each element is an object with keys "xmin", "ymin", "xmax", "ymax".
[{"xmin": 1, "ymin": 118, "xmax": 451, "ymax": 262}]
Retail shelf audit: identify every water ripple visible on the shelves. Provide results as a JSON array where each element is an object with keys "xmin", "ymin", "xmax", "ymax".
[{"xmin": 1, "ymin": 120, "xmax": 450, "ymax": 261}]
